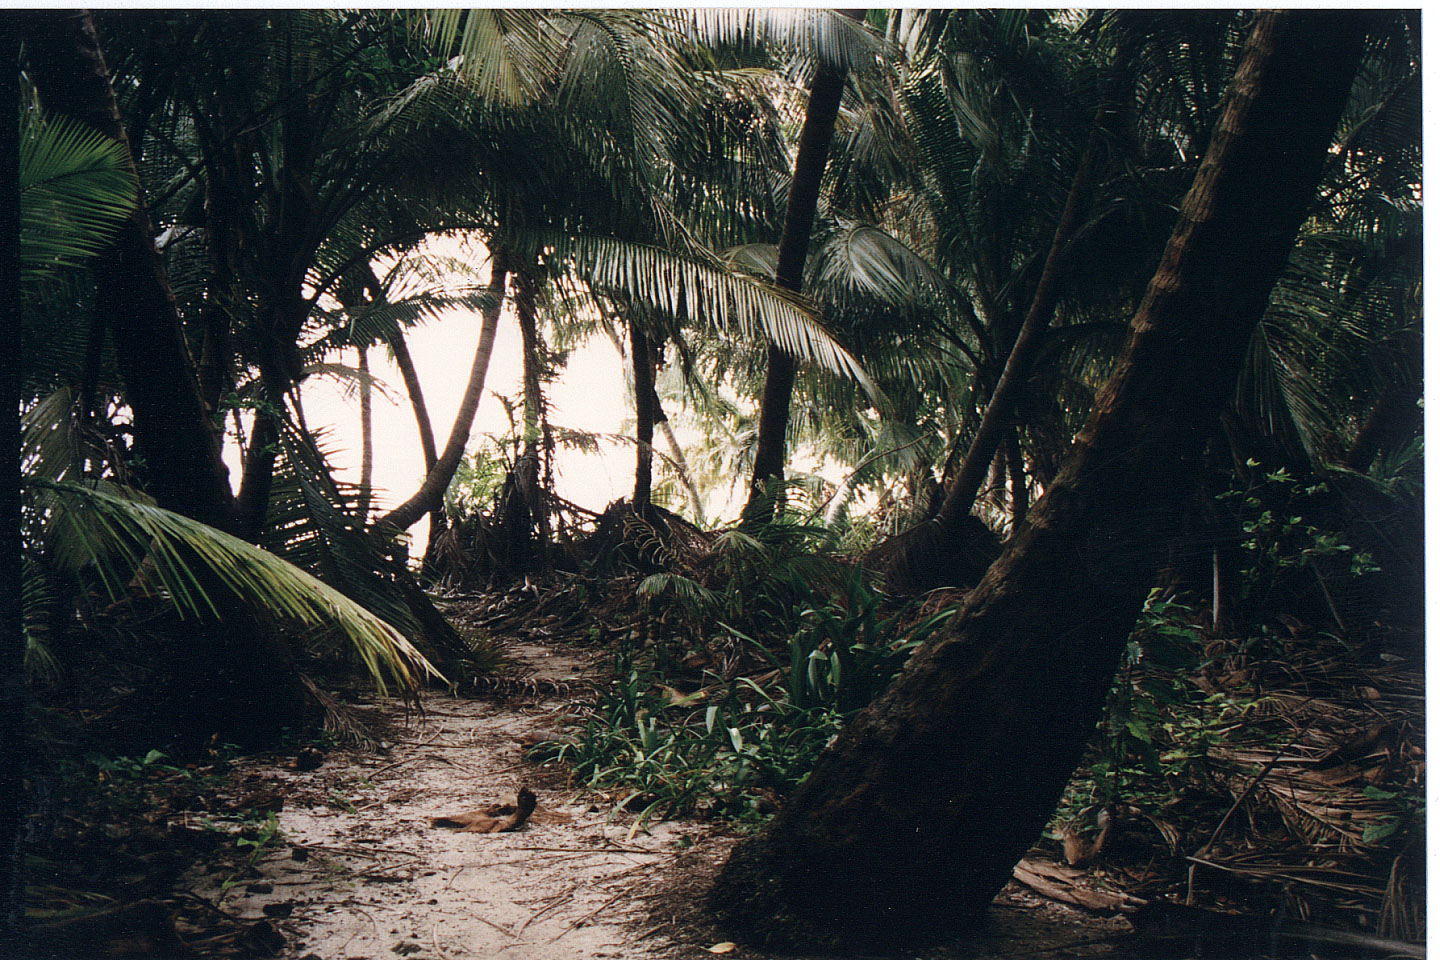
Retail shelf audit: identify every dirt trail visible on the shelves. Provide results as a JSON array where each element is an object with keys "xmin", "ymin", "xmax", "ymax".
[
  {"xmin": 176, "ymin": 641, "xmax": 715, "ymax": 959},
  {"xmin": 176, "ymin": 639, "xmax": 1124, "ymax": 960}
]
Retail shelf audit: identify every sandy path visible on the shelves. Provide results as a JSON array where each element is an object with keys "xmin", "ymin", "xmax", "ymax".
[
  {"xmin": 178, "ymin": 644, "xmax": 721, "ymax": 960},
  {"xmin": 174, "ymin": 639, "xmax": 1123, "ymax": 960}
]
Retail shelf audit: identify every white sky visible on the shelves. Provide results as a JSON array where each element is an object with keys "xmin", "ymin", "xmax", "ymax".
[{"xmin": 296, "ymin": 305, "xmax": 635, "ymax": 553}]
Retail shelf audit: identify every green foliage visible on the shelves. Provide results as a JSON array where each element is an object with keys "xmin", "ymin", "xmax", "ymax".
[
  {"xmin": 444, "ymin": 443, "xmax": 510, "ymax": 519},
  {"xmin": 1218, "ymin": 464, "xmax": 1381, "ymax": 636},
  {"xmin": 24, "ymin": 479, "xmax": 443, "ymax": 695},
  {"xmin": 1078, "ymin": 593, "xmax": 1231, "ymax": 813},
  {"xmin": 19, "ymin": 110, "xmax": 137, "ymax": 289},
  {"xmin": 539, "ymin": 564, "xmax": 953, "ymax": 826}
]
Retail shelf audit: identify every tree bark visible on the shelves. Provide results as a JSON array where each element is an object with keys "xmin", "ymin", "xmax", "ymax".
[
  {"xmin": 379, "ymin": 251, "xmax": 508, "ymax": 532},
  {"xmin": 630, "ymin": 322, "xmax": 656, "ymax": 507},
  {"xmin": 710, "ymin": 11, "xmax": 1368, "ymax": 948},
  {"xmin": 1345, "ymin": 374, "xmax": 1422, "ymax": 473},
  {"xmin": 357, "ymin": 345, "xmax": 374, "ymax": 521},
  {"xmin": 513, "ymin": 266, "xmax": 550, "ymax": 561},
  {"xmin": 656, "ymin": 402, "xmax": 705, "ymax": 523},
  {"xmin": 22, "ymin": 10, "xmax": 237, "ymax": 533},
  {"xmin": 1006, "ymin": 427, "xmax": 1027, "ymax": 530},
  {"xmin": 2, "ymin": 16, "xmax": 27, "ymax": 938},
  {"xmin": 742, "ymin": 10, "xmax": 862, "ymax": 522}
]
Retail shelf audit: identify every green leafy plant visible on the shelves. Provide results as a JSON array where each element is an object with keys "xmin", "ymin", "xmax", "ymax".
[{"xmin": 540, "ymin": 567, "xmax": 954, "ymax": 827}]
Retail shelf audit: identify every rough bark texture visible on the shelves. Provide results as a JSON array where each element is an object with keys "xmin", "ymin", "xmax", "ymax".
[
  {"xmin": 513, "ymin": 267, "xmax": 550, "ymax": 562},
  {"xmin": 380, "ymin": 252, "xmax": 508, "ymax": 532},
  {"xmin": 742, "ymin": 15, "xmax": 858, "ymax": 521},
  {"xmin": 22, "ymin": 10, "xmax": 237, "ymax": 532},
  {"xmin": 710, "ymin": 12, "xmax": 1368, "ymax": 948},
  {"xmin": 2, "ymin": 16, "xmax": 27, "ymax": 937}
]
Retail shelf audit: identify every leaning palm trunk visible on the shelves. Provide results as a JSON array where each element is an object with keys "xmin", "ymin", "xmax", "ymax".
[
  {"xmin": 875, "ymin": 54, "xmax": 1122, "ymax": 590},
  {"xmin": 380, "ymin": 251, "xmax": 509, "ymax": 532},
  {"xmin": 387, "ymin": 329, "xmax": 448, "ymax": 550},
  {"xmin": 22, "ymin": 11, "xmax": 237, "ymax": 533},
  {"xmin": 711, "ymin": 11, "xmax": 1369, "ymax": 948},
  {"xmin": 357, "ymin": 346, "xmax": 375, "ymax": 521}
]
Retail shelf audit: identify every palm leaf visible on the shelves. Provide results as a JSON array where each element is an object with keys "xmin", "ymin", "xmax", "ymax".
[
  {"xmin": 566, "ymin": 234, "xmax": 880, "ymax": 402},
  {"xmin": 416, "ymin": 9, "xmax": 563, "ymax": 107},
  {"xmin": 28, "ymin": 479, "xmax": 441, "ymax": 694},
  {"xmin": 19, "ymin": 111, "xmax": 137, "ymax": 284}
]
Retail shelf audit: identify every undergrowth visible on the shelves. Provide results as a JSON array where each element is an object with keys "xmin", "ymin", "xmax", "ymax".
[{"xmin": 535, "ymin": 523, "xmax": 955, "ymax": 826}]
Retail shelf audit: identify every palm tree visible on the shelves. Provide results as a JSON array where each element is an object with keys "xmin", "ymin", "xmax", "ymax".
[
  {"xmin": 395, "ymin": 10, "xmax": 879, "ymax": 533},
  {"xmin": 711, "ymin": 11, "xmax": 1372, "ymax": 946},
  {"xmin": 21, "ymin": 10, "xmax": 239, "ymax": 532}
]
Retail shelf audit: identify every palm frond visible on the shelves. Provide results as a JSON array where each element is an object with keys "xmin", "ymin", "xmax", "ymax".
[
  {"xmin": 416, "ymin": 9, "xmax": 563, "ymax": 107},
  {"xmin": 19, "ymin": 111, "xmax": 137, "ymax": 284},
  {"xmin": 683, "ymin": 9, "xmax": 890, "ymax": 79},
  {"xmin": 568, "ymin": 234, "xmax": 880, "ymax": 402},
  {"xmin": 29, "ymin": 479, "xmax": 441, "ymax": 693}
]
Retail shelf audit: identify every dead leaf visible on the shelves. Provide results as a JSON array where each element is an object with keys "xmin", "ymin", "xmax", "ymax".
[
  {"xmin": 708, "ymin": 943, "xmax": 737, "ymax": 954},
  {"xmin": 432, "ymin": 787, "xmax": 537, "ymax": 833},
  {"xmin": 1013, "ymin": 858, "xmax": 1143, "ymax": 914}
]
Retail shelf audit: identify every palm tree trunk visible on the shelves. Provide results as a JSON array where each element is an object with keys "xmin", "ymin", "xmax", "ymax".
[
  {"xmin": 711, "ymin": 12, "xmax": 1368, "ymax": 948},
  {"xmin": 379, "ymin": 251, "xmax": 509, "ymax": 532},
  {"xmin": 877, "ymin": 71, "xmax": 1122, "ymax": 589},
  {"xmin": 389, "ymin": 330, "xmax": 439, "ymax": 476},
  {"xmin": 656, "ymin": 403, "xmax": 705, "ymax": 523},
  {"xmin": 742, "ymin": 11, "xmax": 862, "ymax": 522},
  {"xmin": 357, "ymin": 345, "xmax": 374, "ymax": 522},
  {"xmin": 386, "ymin": 328, "xmax": 446, "ymax": 547},
  {"xmin": 1345, "ymin": 375, "xmax": 1422, "ymax": 472},
  {"xmin": 514, "ymin": 266, "xmax": 550, "ymax": 559},
  {"xmin": 631, "ymin": 323, "xmax": 656, "ymax": 507},
  {"xmin": 22, "ymin": 10, "xmax": 237, "ymax": 533},
  {"xmin": 598, "ymin": 311, "xmax": 704, "ymax": 520},
  {"xmin": 1007, "ymin": 428, "xmax": 1027, "ymax": 530},
  {"xmin": 1, "ymin": 18, "xmax": 28, "ymax": 936}
]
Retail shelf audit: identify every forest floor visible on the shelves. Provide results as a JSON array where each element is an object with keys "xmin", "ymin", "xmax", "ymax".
[
  {"xmin": 23, "ymin": 580, "xmax": 1422, "ymax": 960},
  {"xmin": 168, "ymin": 633, "xmax": 1133, "ymax": 960}
]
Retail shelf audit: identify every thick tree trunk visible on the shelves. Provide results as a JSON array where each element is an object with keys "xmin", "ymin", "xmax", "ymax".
[
  {"xmin": 2, "ymin": 17, "xmax": 27, "ymax": 938},
  {"xmin": 22, "ymin": 10, "xmax": 237, "ymax": 533},
  {"xmin": 379, "ymin": 251, "xmax": 508, "ymax": 532},
  {"xmin": 711, "ymin": 12, "xmax": 1368, "ymax": 948},
  {"xmin": 742, "ymin": 13, "xmax": 860, "ymax": 522},
  {"xmin": 630, "ymin": 323, "xmax": 656, "ymax": 507}
]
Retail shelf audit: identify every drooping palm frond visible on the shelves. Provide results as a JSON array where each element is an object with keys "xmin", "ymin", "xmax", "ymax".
[
  {"xmin": 28, "ymin": 479, "xmax": 441, "ymax": 693},
  {"xmin": 683, "ymin": 8, "xmax": 890, "ymax": 81},
  {"xmin": 416, "ymin": 9, "xmax": 564, "ymax": 107},
  {"xmin": 19, "ymin": 111, "xmax": 137, "ymax": 286},
  {"xmin": 567, "ymin": 234, "xmax": 879, "ymax": 402}
]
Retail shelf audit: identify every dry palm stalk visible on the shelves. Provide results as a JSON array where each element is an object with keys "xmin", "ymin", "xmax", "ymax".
[{"xmin": 432, "ymin": 786, "xmax": 538, "ymax": 833}]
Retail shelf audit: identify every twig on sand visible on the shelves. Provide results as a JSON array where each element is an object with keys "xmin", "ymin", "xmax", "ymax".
[
  {"xmin": 546, "ymin": 889, "xmax": 630, "ymax": 943},
  {"xmin": 515, "ymin": 884, "xmax": 576, "ymax": 936},
  {"xmin": 474, "ymin": 911, "xmax": 519, "ymax": 938}
]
